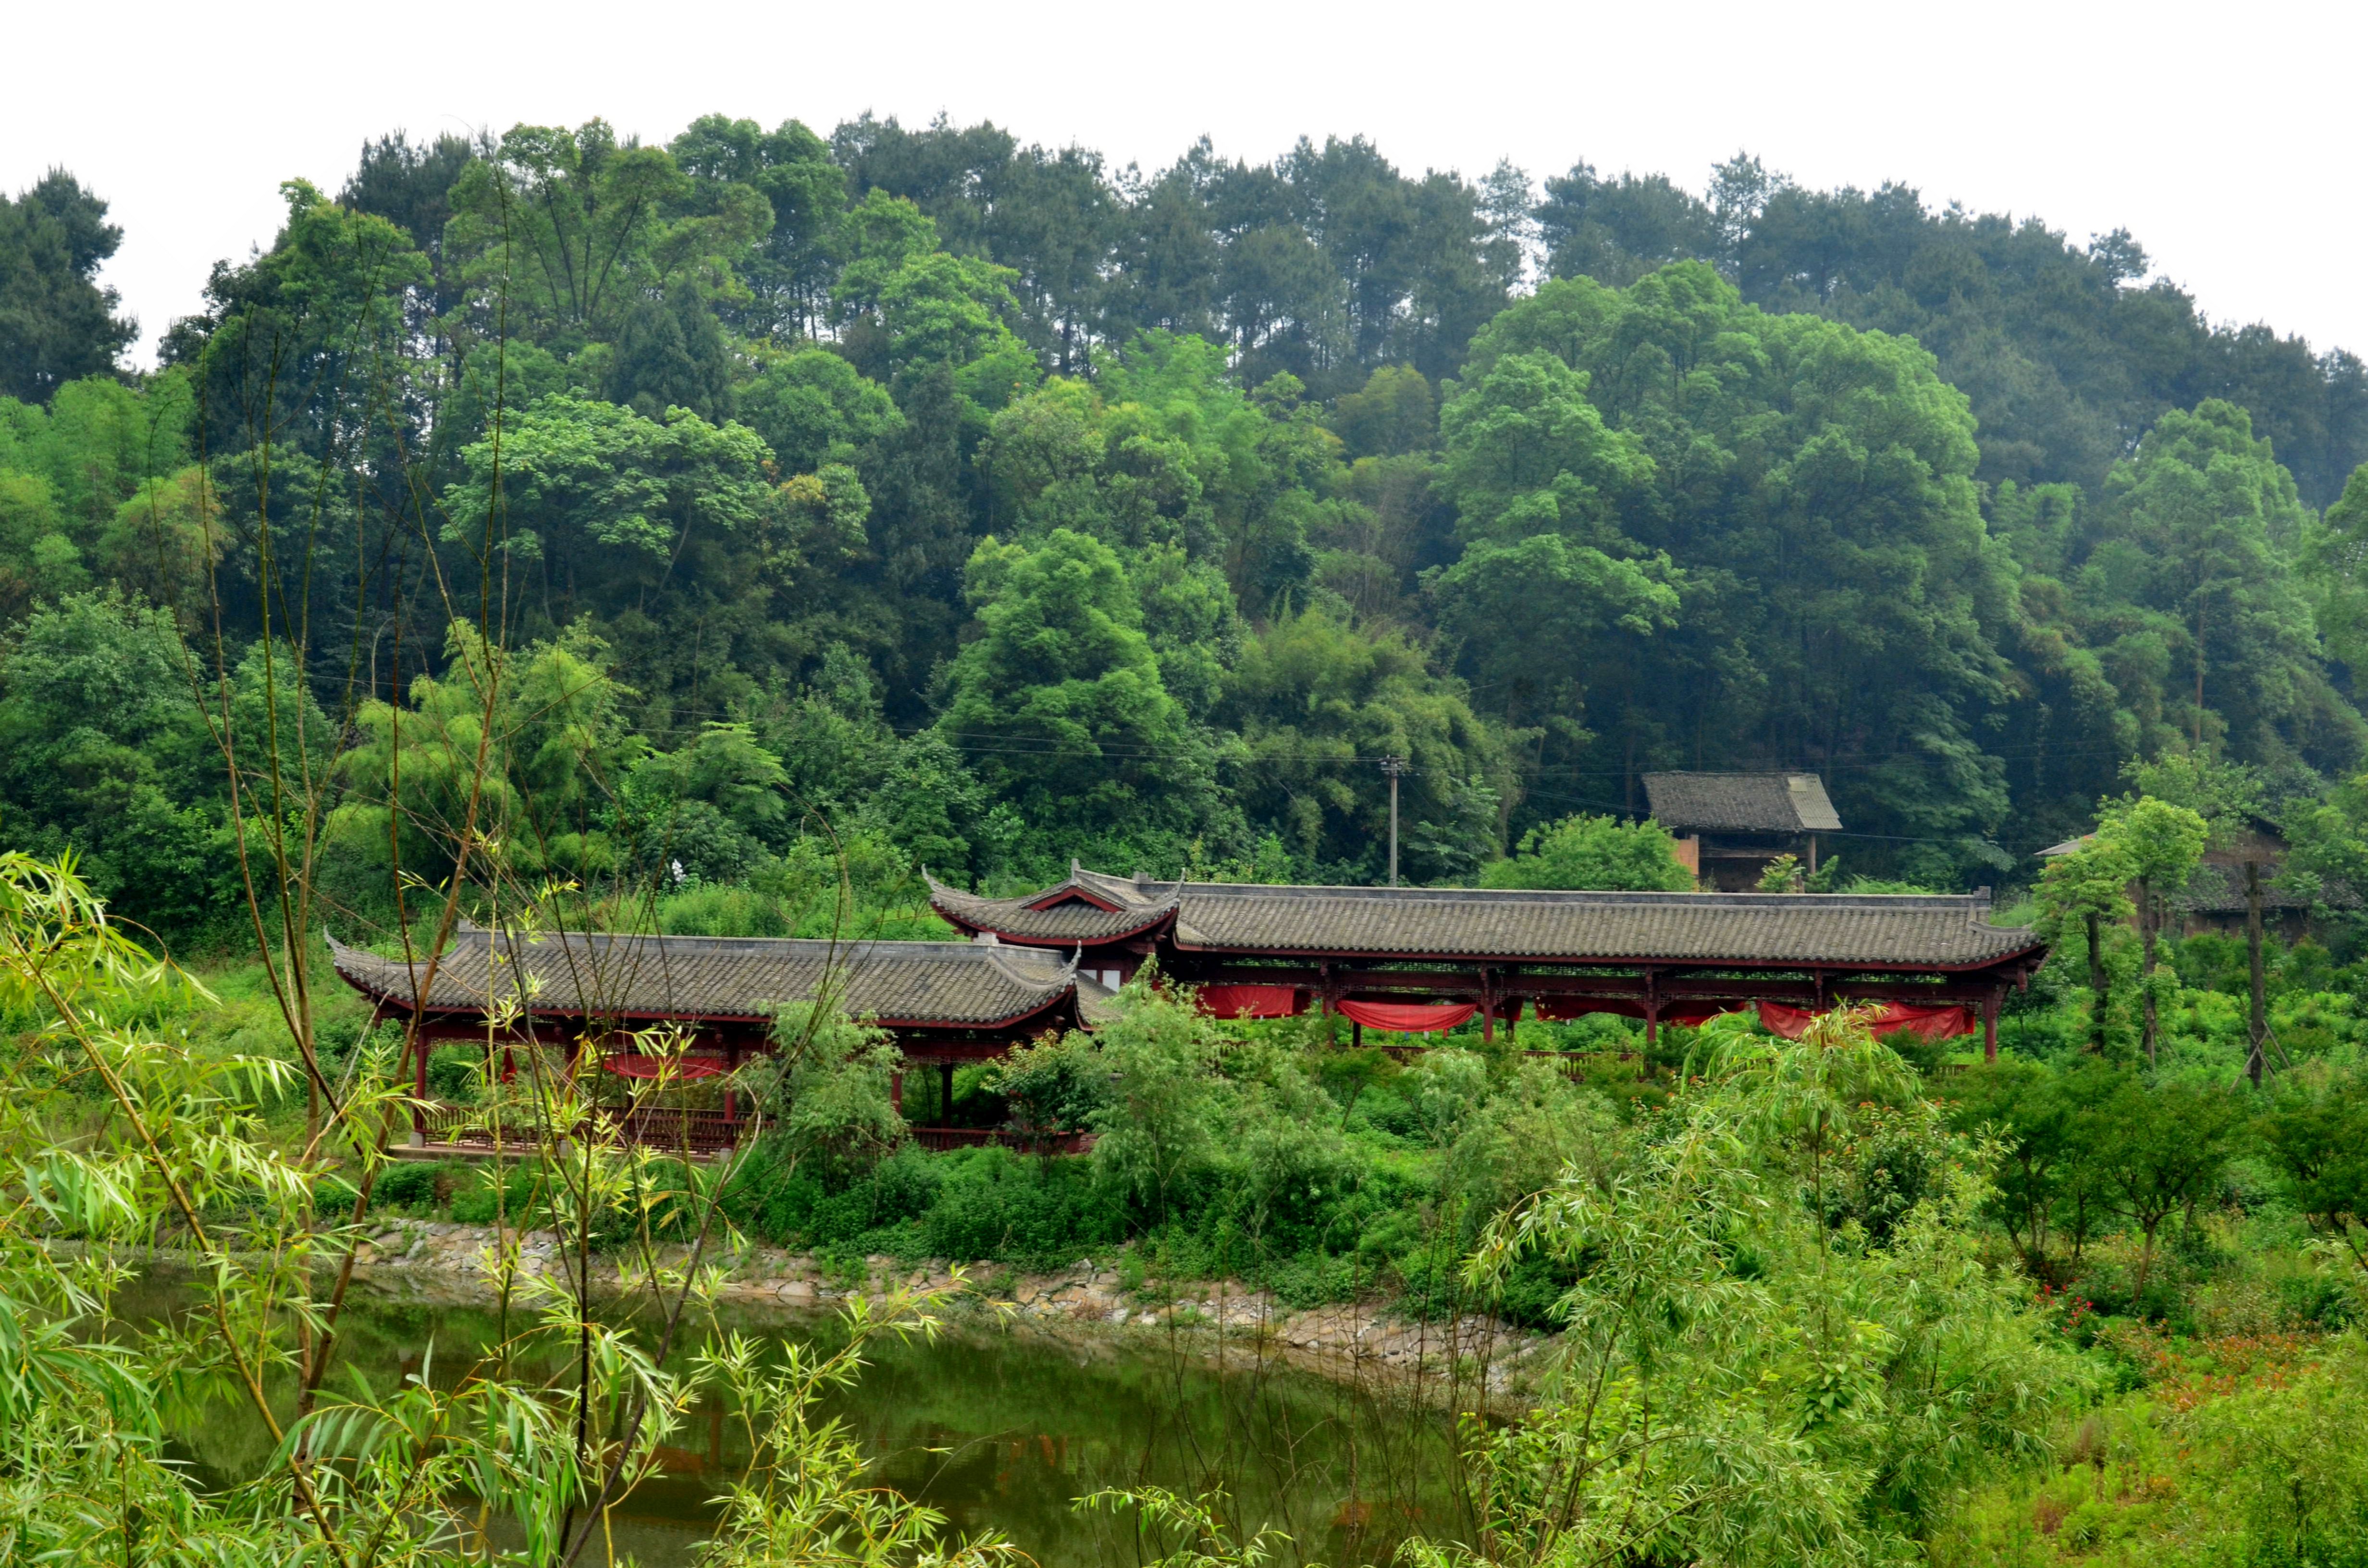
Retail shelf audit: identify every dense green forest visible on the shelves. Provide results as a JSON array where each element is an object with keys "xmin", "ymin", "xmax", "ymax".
[{"xmin": 10, "ymin": 116, "xmax": 2368, "ymax": 941}]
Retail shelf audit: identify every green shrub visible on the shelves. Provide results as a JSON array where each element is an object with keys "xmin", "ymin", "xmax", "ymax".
[
  {"xmin": 446, "ymin": 1164, "xmax": 551, "ymax": 1225},
  {"xmin": 370, "ymin": 1161, "xmax": 447, "ymax": 1211}
]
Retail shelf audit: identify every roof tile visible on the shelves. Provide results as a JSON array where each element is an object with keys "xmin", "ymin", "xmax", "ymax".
[
  {"xmin": 329, "ymin": 929, "xmax": 1083, "ymax": 1028},
  {"xmin": 935, "ymin": 870, "xmax": 2040, "ymax": 970},
  {"xmin": 1642, "ymin": 772, "xmax": 1843, "ymax": 833}
]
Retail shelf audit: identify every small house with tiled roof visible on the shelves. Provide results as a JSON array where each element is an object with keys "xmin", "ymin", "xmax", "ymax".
[{"xmin": 1641, "ymin": 772, "xmax": 1843, "ymax": 889}]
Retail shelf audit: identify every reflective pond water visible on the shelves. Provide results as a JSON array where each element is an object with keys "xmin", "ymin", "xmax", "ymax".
[{"xmin": 129, "ymin": 1279, "xmax": 1475, "ymax": 1567}]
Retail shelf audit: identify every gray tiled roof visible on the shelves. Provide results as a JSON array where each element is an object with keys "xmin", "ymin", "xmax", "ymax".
[
  {"xmin": 926, "ymin": 865, "xmax": 1180, "ymax": 943},
  {"xmin": 328, "ymin": 928, "xmax": 1085, "ymax": 1028},
  {"xmin": 1642, "ymin": 772, "xmax": 1843, "ymax": 833},
  {"xmin": 932, "ymin": 870, "xmax": 2041, "ymax": 970}
]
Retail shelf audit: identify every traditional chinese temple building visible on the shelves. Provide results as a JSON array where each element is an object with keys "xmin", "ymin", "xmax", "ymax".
[
  {"xmin": 330, "ymin": 926, "xmax": 1113, "ymax": 1151},
  {"xmin": 926, "ymin": 863, "xmax": 2044, "ymax": 1050},
  {"xmin": 334, "ymin": 866, "xmax": 2047, "ymax": 1154}
]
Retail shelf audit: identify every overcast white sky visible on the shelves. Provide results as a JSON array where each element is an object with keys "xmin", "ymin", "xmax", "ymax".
[{"xmin": 9, "ymin": 0, "xmax": 2361, "ymax": 367}]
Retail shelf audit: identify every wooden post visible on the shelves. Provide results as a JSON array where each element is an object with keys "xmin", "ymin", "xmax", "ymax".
[
  {"xmin": 2246, "ymin": 861, "xmax": 2268, "ymax": 1088},
  {"xmin": 1982, "ymin": 989, "xmax": 1999, "ymax": 1065},
  {"xmin": 1351, "ymin": 1020, "xmax": 1362, "ymax": 1049},
  {"xmin": 411, "ymin": 1028, "xmax": 429, "ymax": 1148},
  {"xmin": 939, "ymin": 1061, "xmax": 956, "ymax": 1125},
  {"xmin": 725, "ymin": 1038, "xmax": 739, "ymax": 1127},
  {"xmin": 1481, "ymin": 1001, "xmax": 1495, "ymax": 1047}
]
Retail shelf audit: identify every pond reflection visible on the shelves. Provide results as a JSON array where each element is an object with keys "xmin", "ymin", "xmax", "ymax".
[{"xmin": 126, "ymin": 1278, "xmax": 1474, "ymax": 1568}]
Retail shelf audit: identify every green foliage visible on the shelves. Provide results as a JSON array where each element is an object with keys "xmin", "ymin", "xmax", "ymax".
[
  {"xmin": 1437, "ymin": 1012, "xmax": 2084, "ymax": 1568},
  {"xmin": 937, "ymin": 527, "xmax": 1227, "ymax": 863},
  {"xmin": 1480, "ymin": 812, "xmax": 1692, "ymax": 891},
  {"xmin": 2032, "ymin": 833, "xmax": 2138, "ymax": 1054},
  {"xmin": 328, "ymin": 623, "xmax": 640, "ymax": 892},
  {"xmin": 1455, "ymin": 264, "xmax": 2015, "ymax": 869},
  {"xmin": 761, "ymin": 1002, "xmax": 908, "ymax": 1180},
  {"xmin": 1087, "ymin": 983, "xmax": 1230, "ymax": 1222},
  {"xmin": 23, "ymin": 126, "xmax": 2368, "ymax": 892},
  {"xmin": 1222, "ymin": 604, "xmax": 1506, "ymax": 880},
  {"xmin": 2257, "ymin": 1067, "xmax": 2368, "ymax": 1272},
  {"xmin": 0, "ymin": 172, "xmax": 137, "ymax": 401},
  {"xmin": 987, "ymin": 1029, "xmax": 1108, "ymax": 1138}
]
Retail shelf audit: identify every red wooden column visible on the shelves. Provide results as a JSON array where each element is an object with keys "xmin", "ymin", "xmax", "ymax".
[
  {"xmin": 1640, "ymin": 968, "xmax": 1661, "ymax": 1080},
  {"xmin": 1982, "ymin": 988, "xmax": 2001, "ymax": 1064}
]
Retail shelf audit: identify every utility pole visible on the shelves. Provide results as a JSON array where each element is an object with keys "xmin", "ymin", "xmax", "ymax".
[{"xmin": 1382, "ymin": 756, "xmax": 1405, "ymax": 887}]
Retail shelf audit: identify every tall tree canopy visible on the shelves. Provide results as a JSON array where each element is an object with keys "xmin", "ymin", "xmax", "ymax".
[
  {"xmin": 0, "ymin": 172, "xmax": 136, "ymax": 402},
  {"xmin": 8, "ymin": 123, "xmax": 2368, "ymax": 927}
]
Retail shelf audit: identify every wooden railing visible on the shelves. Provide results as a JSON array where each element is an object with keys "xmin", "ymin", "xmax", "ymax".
[
  {"xmin": 1375, "ymin": 1045, "xmax": 1640, "ymax": 1072},
  {"xmin": 593, "ymin": 1106, "xmax": 741, "ymax": 1153},
  {"xmin": 413, "ymin": 1106, "xmax": 1085, "ymax": 1159},
  {"xmin": 412, "ymin": 1102, "xmax": 743, "ymax": 1155}
]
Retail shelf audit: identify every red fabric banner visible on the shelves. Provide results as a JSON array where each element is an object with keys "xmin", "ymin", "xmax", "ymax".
[
  {"xmin": 1873, "ymin": 1003, "xmax": 1976, "ymax": 1041},
  {"xmin": 1755, "ymin": 1002, "xmax": 1819, "ymax": 1039},
  {"xmin": 1196, "ymin": 984, "xmax": 1305, "ymax": 1019},
  {"xmin": 1756, "ymin": 1001, "xmax": 1974, "ymax": 1041},
  {"xmin": 602, "ymin": 1054, "xmax": 729, "ymax": 1080},
  {"xmin": 1336, "ymin": 998, "xmax": 1478, "ymax": 1034}
]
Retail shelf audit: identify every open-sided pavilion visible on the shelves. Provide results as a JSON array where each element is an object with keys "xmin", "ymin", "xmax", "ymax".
[
  {"xmin": 927, "ymin": 864, "xmax": 2047, "ymax": 1056},
  {"xmin": 333, "ymin": 869, "xmax": 2047, "ymax": 1153},
  {"xmin": 330, "ymin": 926, "xmax": 1114, "ymax": 1152}
]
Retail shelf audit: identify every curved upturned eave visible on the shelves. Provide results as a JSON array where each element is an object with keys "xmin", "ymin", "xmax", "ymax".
[{"xmin": 923, "ymin": 871, "xmax": 1179, "ymax": 946}]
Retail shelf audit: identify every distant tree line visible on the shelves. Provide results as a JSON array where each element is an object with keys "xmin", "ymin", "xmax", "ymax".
[{"xmin": 6, "ymin": 119, "xmax": 2368, "ymax": 941}]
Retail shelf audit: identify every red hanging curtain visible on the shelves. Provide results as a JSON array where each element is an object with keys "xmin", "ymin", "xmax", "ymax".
[
  {"xmin": 1756, "ymin": 1001, "xmax": 1973, "ymax": 1041},
  {"xmin": 1196, "ymin": 984, "xmax": 1305, "ymax": 1019},
  {"xmin": 1335, "ymin": 998, "xmax": 1478, "ymax": 1034},
  {"xmin": 602, "ymin": 1054, "xmax": 729, "ymax": 1080},
  {"xmin": 1869, "ymin": 1002, "xmax": 1975, "ymax": 1041}
]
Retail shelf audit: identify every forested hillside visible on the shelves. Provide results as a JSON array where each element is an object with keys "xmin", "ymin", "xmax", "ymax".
[{"xmin": 8, "ymin": 116, "xmax": 2368, "ymax": 940}]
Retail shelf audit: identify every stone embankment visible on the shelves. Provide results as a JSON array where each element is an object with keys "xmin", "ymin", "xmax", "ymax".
[{"xmin": 345, "ymin": 1219, "xmax": 1549, "ymax": 1396}]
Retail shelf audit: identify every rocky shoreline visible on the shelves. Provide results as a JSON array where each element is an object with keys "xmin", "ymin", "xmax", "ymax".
[{"xmin": 341, "ymin": 1218, "xmax": 1552, "ymax": 1398}]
